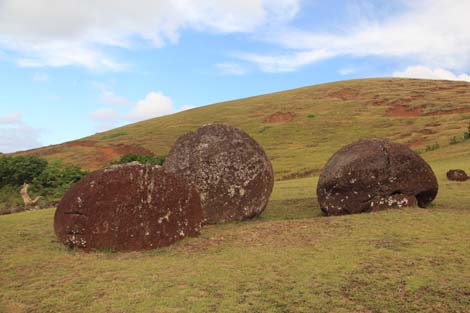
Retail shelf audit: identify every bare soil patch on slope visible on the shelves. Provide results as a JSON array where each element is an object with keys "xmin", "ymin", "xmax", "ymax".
[
  {"xmin": 327, "ymin": 88, "xmax": 359, "ymax": 100},
  {"xmin": 386, "ymin": 105, "xmax": 423, "ymax": 117},
  {"xmin": 28, "ymin": 140, "xmax": 154, "ymax": 168},
  {"xmin": 264, "ymin": 112, "xmax": 295, "ymax": 123}
]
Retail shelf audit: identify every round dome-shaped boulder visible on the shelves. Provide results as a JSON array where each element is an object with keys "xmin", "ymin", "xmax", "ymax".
[
  {"xmin": 317, "ymin": 139, "xmax": 438, "ymax": 216},
  {"xmin": 446, "ymin": 169, "xmax": 469, "ymax": 182},
  {"xmin": 163, "ymin": 124, "xmax": 274, "ymax": 224},
  {"xmin": 54, "ymin": 163, "xmax": 203, "ymax": 251}
]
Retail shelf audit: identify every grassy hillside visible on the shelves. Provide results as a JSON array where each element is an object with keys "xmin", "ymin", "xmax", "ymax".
[
  {"xmin": 2, "ymin": 78, "xmax": 470, "ymax": 312},
  {"xmin": 19, "ymin": 78, "xmax": 470, "ymax": 180}
]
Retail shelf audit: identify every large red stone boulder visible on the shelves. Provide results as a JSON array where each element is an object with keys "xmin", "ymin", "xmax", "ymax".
[
  {"xmin": 163, "ymin": 124, "xmax": 274, "ymax": 224},
  {"xmin": 317, "ymin": 139, "xmax": 438, "ymax": 216},
  {"xmin": 446, "ymin": 169, "xmax": 469, "ymax": 182},
  {"xmin": 54, "ymin": 163, "xmax": 203, "ymax": 251}
]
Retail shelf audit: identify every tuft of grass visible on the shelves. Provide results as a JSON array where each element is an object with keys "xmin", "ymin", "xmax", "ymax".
[
  {"xmin": 464, "ymin": 122, "xmax": 470, "ymax": 140},
  {"xmin": 258, "ymin": 126, "xmax": 271, "ymax": 133},
  {"xmin": 0, "ymin": 185, "xmax": 21, "ymax": 210},
  {"xmin": 449, "ymin": 136, "xmax": 461, "ymax": 145},
  {"xmin": 425, "ymin": 142, "xmax": 440, "ymax": 152},
  {"xmin": 307, "ymin": 114, "xmax": 316, "ymax": 119}
]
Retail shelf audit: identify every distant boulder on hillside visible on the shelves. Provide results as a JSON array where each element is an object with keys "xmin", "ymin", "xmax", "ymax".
[
  {"xmin": 163, "ymin": 124, "xmax": 274, "ymax": 224},
  {"xmin": 446, "ymin": 169, "xmax": 469, "ymax": 182},
  {"xmin": 317, "ymin": 139, "xmax": 438, "ymax": 216},
  {"xmin": 54, "ymin": 163, "xmax": 203, "ymax": 251}
]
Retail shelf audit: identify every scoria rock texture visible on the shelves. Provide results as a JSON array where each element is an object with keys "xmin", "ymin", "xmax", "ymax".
[
  {"xmin": 317, "ymin": 139, "xmax": 438, "ymax": 216},
  {"xmin": 54, "ymin": 162, "xmax": 203, "ymax": 251},
  {"xmin": 446, "ymin": 169, "xmax": 469, "ymax": 182},
  {"xmin": 163, "ymin": 124, "xmax": 274, "ymax": 224}
]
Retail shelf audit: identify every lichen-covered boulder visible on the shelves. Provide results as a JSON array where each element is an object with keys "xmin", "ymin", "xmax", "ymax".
[
  {"xmin": 317, "ymin": 139, "xmax": 438, "ymax": 216},
  {"xmin": 54, "ymin": 163, "xmax": 203, "ymax": 251},
  {"xmin": 163, "ymin": 124, "xmax": 274, "ymax": 224},
  {"xmin": 446, "ymin": 169, "xmax": 469, "ymax": 182}
]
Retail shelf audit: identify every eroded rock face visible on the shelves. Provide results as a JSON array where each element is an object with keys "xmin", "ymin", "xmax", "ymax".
[
  {"xmin": 447, "ymin": 169, "xmax": 469, "ymax": 182},
  {"xmin": 54, "ymin": 163, "xmax": 203, "ymax": 251},
  {"xmin": 163, "ymin": 124, "xmax": 274, "ymax": 224},
  {"xmin": 317, "ymin": 139, "xmax": 438, "ymax": 216}
]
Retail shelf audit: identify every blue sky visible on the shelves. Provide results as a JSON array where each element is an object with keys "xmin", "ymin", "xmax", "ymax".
[{"xmin": 0, "ymin": 0, "xmax": 469, "ymax": 153}]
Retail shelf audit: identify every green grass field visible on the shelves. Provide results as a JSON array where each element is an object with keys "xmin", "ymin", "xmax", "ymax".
[
  {"xmin": 2, "ymin": 78, "xmax": 470, "ymax": 312},
  {"xmin": 1, "ymin": 156, "xmax": 469, "ymax": 312}
]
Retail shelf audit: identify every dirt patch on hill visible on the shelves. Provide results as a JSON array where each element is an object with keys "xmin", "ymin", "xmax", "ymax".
[
  {"xmin": 425, "ymin": 121, "xmax": 442, "ymax": 127},
  {"xmin": 379, "ymin": 92, "xmax": 470, "ymax": 117},
  {"xmin": 392, "ymin": 105, "xmax": 470, "ymax": 117},
  {"xmin": 398, "ymin": 132, "xmax": 412, "ymax": 139},
  {"xmin": 428, "ymin": 85, "xmax": 466, "ymax": 92},
  {"xmin": 27, "ymin": 140, "xmax": 154, "ymax": 169},
  {"xmin": 426, "ymin": 107, "xmax": 470, "ymax": 116},
  {"xmin": 264, "ymin": 112, "xmax": 295, "ymax": 123},
  {"xmin": 407, "ymin": 139, "xmax": 425, "ymax": 148},
  {"xmin": 64, "ymin": 140, "xmax": 97, "ymax": 148},
  {"xmin": 30, "ymin": 140, "xmax": 99, "ymax": 157},
  {"xmin": 328, "ymin": 88, "xmax": 359, "ymax": 100},
  {"xmin": 386, "ymin": 105, "xmax": 423, "ymax": 117},
  {"xmin": 418, "ymin": 128, "xmax": 436, "ymax": 135},
  {"xmin": 386, "ymin": 105, "xmax": 470, "ymax": 117},
  {"xmin": 88, "ymin": 144, "xmax": 154, "ymax": 168},
  {"xmin": 370, "ymin": 95, "xmax": 423, "ymax": 107}
]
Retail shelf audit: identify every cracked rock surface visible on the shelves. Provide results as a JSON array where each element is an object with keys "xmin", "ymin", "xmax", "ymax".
[
  {"xmin": 163, "ymin": 124, "xmax": 274, "ymax": 224},
  {"xmin": 54, "ymin": 163, "xmax": 203, "ymax": 251},
  {"xmin": 317, "ymin": 139, "xmax": 438, "ymax": 216}
]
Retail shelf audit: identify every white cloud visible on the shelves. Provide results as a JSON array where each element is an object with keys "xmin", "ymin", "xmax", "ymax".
[
  {"xmin": 0, "ymin": 112, "xmax": 22, "ymax": 124},
  {"xmin": 216, "ymin": 62, "xmax": 247, "ymax": 76},
  {"xmin": 95, "ymin": 122, "xmax": 120, "ymax": 132},
  {"xmin": 0, "ymin": 0, "xmax": 300, "ymax": 70},
  {"xmin": 0, "ymin": 113, "xmax": 42, "ymax": 152},
  {"xmin": 90, "ymin": 108, "xmax": 120, "ymax": 122},
  {"xmin": 263, "ymin": 0, "xmax": 300, "ymax": 22},
  {"xmin": 393, "ymin": 66, "xmax": 470, "ymax": 82},
  {"xmin": 240, "ymin": 0, "xmax": 470, "ymax": 75},
  {"xmin": 90, "ymin": 90, "xmax": 180, "ymax": 130},
  {"xmin": 237, "ymin": 49, "xmax": 332, "ymax": 73},
  {"xmin": 32, "ymin": 72, "xmax": 48, "ymax": 82},
  {"xmin": 12, "ymin": 41, "xmax": 128, "ymax": 71},
  {"xmin": 338, "ymin": 66, "xmax": 357, "ymax": 76},
  {"xmin": 90, "ymin": 108, "xmax": 121, "ymax": 132},
  {"xmin": 0, "ymin": 125, "xmax": 42, "ymax": 153},
  {"xmin": 99, "ymin": 91, "xmax": 129, "ymax": 106},
  {"xmin": 127, "ymin": 92, "xmax": 174, "ymax": 122}
]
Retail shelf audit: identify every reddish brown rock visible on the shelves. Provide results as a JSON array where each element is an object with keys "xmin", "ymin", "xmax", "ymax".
[
  {"xmin": 54, "ymin": 163, "xmax": 203, "ymax": 251},
  {"xmin": 163, "ymin": 124, "xmax": 274, "ymax": 224},
  {"xmin": 447, "ymin": 169, "xmax": 469, "ymax": 182},
  {"xmin": 317, "ymin": 139, "xmax": 438, "ymax": 216}
]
